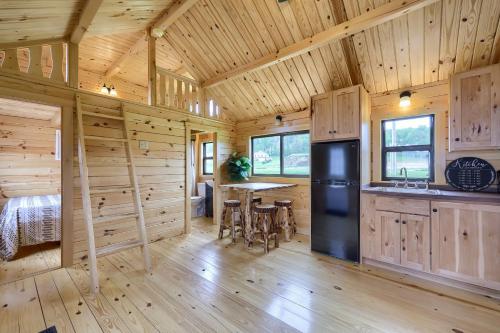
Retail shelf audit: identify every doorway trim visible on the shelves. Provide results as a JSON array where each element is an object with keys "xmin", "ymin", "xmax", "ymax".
[{"xmin": 185, "ymin": 123, "xmax": 218, "ymax": 233}]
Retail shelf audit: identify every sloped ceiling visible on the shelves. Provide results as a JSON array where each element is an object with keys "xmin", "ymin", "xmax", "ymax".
[{"xmin": 1, "ymin": 0, "xmax": 500, "ymax": 121}]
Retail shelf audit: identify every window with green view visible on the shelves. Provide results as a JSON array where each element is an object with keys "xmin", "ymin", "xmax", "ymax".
[
  {"xmin": 251, "ymin": 131, "xmax": 309, "ymax": 177},
  {"xmin": 202, "ymin": 142, "xmax": 213, "ymax": 175},
  {"xmin": 381, "ymin": 115, "xmax": 434, "ymax": 181}
]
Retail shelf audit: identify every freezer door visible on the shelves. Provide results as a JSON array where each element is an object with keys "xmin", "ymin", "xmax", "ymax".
[
  {"xmin": 311, "ymin": 141, "xmax": 359, "ymax": 182},
  {"xmin": 311, "ymin": 182, "xmax": 360, "ymax": 262}
]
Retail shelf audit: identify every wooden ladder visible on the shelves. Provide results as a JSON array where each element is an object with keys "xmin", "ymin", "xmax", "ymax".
[{"xmin": 75, "ymin": 94, "xmax": 152, "ymax": 293}]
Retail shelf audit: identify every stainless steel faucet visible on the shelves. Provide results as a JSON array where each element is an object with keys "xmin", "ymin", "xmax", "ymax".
[{"xmin": 400, "ymin": 167, "xmax": 408, "ymax": 188}]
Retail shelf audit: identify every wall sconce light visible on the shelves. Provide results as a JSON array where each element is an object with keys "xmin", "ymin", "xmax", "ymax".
[
  {"xmin": 101, "ymin": 83, "xmax": 117, "ymax": 97},
  {"xmin": 399, "ymin": 90, "xmax": 411, "ymax": 108},
  {"xmin": 275, "ymin": 115, "xmax": 283, "ymax": 126}
]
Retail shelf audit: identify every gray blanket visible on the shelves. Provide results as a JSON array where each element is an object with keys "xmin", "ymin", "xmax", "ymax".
[{"xmin": 0, "ymin": 195, "xmax": 61, "ymax": 261}]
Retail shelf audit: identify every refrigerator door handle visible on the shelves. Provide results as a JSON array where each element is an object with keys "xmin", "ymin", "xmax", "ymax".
[{"xmin": 328, "ymin": 184, "xmax": 347, "ymax": 189}]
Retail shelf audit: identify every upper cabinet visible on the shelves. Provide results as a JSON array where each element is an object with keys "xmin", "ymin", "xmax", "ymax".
[
  {"xmin": 450, "ymin": 63, "xmax": 500, "ymax": 151},
  {"xmin": 311, "ymin": 85, "xmax": 368, "ymax": 142}
]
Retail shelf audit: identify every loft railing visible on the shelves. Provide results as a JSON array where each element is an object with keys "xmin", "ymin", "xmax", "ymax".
[
  {"xmin": 0, "ymin": 42, "xmax": 68, "ymax": 85},
  {"xmin": 156, "ymin": 67, "xmax": 220, "ymax": 119}
]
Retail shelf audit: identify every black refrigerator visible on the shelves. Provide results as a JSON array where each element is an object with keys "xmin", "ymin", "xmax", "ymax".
[{"xmin": 311, "ymin": 140, "xmax": 360, "ymax": 262}]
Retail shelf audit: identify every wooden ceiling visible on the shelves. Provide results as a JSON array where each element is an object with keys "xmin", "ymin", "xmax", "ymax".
[
  {"xmin": 1, "ymin": 0, "xmax": 500, "ymax": 121},
  {"xmin": 343, "ymin": 0, "xmax": 500, "ymax": 94},
  {"xmin": 0, "ymin": 1, "xmax": 82, "ymax": 43}
]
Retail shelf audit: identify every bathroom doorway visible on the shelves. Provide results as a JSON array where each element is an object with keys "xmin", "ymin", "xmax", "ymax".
[{"xmin": 185, "ymin": 128, "xmax": 217, "ymax": 233}]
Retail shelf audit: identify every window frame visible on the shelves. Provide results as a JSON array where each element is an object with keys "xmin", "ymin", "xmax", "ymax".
[
  {"xmin": 381, "ymin": 114, "xmax": 435, "ymax": 182},
  {"xmin": 202, "ymin": 142, "xmax": 214, "ymax": 175},
  {"xmin": 251, "ymin": 130, "xmax": 310, "ymax": 178}
]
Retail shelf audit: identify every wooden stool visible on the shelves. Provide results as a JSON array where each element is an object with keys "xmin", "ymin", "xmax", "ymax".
[
  {"xmin": 274, "ymin": 200, "xmax": 296, "ymax": 241},
  {"xmin": 254, "ymin": 204, "xmax": 279, "ymax": 254},
  {"xmin": 219, "ymin": 200, "xmax": 244, "ymax": 243}
]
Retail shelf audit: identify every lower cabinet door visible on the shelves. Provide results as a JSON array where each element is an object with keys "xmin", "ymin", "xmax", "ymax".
[
  {"xmin": 431, "ymin": 201, "xmax": 500, "ymax": 289},
  {"xmin": 376, "ymin": 211, "xmax": 401, "ymax": 265},
  {"xmin": 400, "ymin": 214, "xmax": 430, "ymax": 272}
]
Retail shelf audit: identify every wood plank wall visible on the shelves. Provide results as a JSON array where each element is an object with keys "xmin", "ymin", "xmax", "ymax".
[
  {"xmin": 371, "ymin": 80, "xmax": 500, "ymax": 184},
  {"xmin": 235, "ymin": 110, "xmax": 311, "ymax": 235},
  {"xmin": 79, "ymin": 69, "xmax": 148, "ymax": 105},
  {"xmin": 0, "ymin": 114, "xmax": 61, "ymax": 209},
  {"xmin": 0, "ymin": 72, "xmax": 236, "ymax": 264},
  {"xmin": 72, "ymin": 95, "xmax": 236, "ymax": 262}
]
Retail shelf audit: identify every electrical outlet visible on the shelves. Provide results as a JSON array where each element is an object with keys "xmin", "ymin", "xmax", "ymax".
[{"xmin": 139, "ymin": 140, "xmax": 149, "ymax": 150}]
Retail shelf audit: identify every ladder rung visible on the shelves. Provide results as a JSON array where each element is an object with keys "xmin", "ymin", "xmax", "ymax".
[
  {"xmin": 93, "ymin": 213, "xmax": 138, "ymax": 224},
  {"xmin": 96, "ymin": 239, "xmax": 144, "ymax": 257},
  {"xmin": 82, "ymin": 111, "xmax": 124, "ymax": 121},
  {"xmin": 90, "ymin": 187, "xmax": 134, "ymax": 194},
  {"xmin": 84, "ymin": 135, "xmax": 127, "ymax": 142}
]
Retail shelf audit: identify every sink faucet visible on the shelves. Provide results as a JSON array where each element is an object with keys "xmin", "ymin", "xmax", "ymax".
[{"xmin": 400, "ymin": 167, "xmax": 408, "ymax": 188}]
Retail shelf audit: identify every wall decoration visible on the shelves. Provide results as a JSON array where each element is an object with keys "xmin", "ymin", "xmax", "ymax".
[{"xmin": 445, "ymin": 157, "xmax": 496, "ymax": 192}]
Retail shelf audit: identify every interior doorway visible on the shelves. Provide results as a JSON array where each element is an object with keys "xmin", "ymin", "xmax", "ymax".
[
  {"xmin": 0, "ymin": 97, "xmax": 62, "ymax": 285},
  {"xmin": 186, "ymin": 128, "xmax": 217, "ymax": 232}
]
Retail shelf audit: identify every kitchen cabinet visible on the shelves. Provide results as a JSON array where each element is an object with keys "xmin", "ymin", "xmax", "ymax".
[
  {"xmin": 311, "ymin": 92, "xmax": 334, "ymax": 141},
  {"xmin": 361, "ymin": 194, "xmax": 431, "ymax": 272},
  {"xmin": 311, "ymin": 85, "xmax": 367, "ymax": 142},
  {"xmin": 450, "ymin": 63, "xmax": 500, "ymax": 151},
  {"xmin": 431, "ymin": 201, "xmax": 500, "ymax": 290}
]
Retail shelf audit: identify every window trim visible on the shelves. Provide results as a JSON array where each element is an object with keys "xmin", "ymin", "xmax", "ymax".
[
  {"xmin": 202, "ymin": 142, "xmax": 214, "ymax": 175},
  {"xmin": 251, "ymin": 130, "xmax": 310, "ymax": 178},
  {"xmin": 381, "ymin": 114, "xmax": 435, "ymax": 182}
]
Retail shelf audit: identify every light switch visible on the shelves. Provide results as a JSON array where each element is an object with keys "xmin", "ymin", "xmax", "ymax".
[{"xmin": 139, "ymin": 140, "xmax": 149, "ymax": 150}]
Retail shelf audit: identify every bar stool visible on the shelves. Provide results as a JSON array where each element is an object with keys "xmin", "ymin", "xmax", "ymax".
[
  {"xmin": 251, "ymin": 196, "xmax": 262, "ymax": 224},
  {"xmin": 254, "ymin": 204, "xmax": 279, "ymax": 254},
  {"xmin": 274, "ymin": 200, "xmax": 296, "ymax": 241},
  {"xmin": 219, "ymin": 200, "xmax": 244, "ymax": 243}
]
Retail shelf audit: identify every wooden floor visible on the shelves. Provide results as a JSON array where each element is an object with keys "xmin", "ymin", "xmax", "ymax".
[
  {"xmin": 0, "ymin": 242, "xmax": 60, "ymax": 286},
  {"xmin": 1, "ymin": 218, "xmax": 500, "ymax": 333}
]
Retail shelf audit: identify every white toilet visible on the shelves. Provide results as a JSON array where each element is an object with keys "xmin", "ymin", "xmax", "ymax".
[{"xmin": 191, "ymin": 182, "xmax": 207, "ymax": 217}]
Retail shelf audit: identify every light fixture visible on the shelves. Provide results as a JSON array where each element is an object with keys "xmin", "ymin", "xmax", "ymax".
[
  {"xmin": 399, "ymin": 90, "xmax": 411, "ymax": 108},
  {"xmin": 100, "ymin": 83, "xmax": 117, "ymax": 97},
  {"xmin": 151, "ymin": 27, "xmax": 164, "ymax": 38},
  {"xmin": 275, "ymin": 115, "xmax": 283, "ymax": 126}
]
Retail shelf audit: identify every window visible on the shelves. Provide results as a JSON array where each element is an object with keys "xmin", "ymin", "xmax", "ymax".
[
  {"xmin": 251, "ymin": 131, "xmax": 310, "ymax": 177},
  {"xmin": 202, "ymin": 142, "xmax": 214, "ymax": 175},
  {"xmin": 381, "ymin": 115, "xmax": 434, "ymax": 181}
]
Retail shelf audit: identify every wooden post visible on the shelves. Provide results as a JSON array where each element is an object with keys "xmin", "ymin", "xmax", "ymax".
[
  {"xmin": 68, "ymin": 42, "xmax": 79, "ymax": 88},
  {"xmin": 147, "ymin": 32, "xmax": 157, "ymax": 106},
  {"xmin": 185, "ymin": 123, "xmax": 192, "ymax": 234},
  {"xmin": 159, "ymin": 74, "xmax": 166, "ymax": 105}
]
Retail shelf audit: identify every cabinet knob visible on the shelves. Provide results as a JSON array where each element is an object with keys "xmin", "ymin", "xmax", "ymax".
[
  {"xmin": 402, "ymin": 221, "xmax": 406, "ymax": 225},
  {"xmin": 402, "ymin": 246, "xmax": 406, "ymax": 251},
  {"xmin": 333, "ymin": 130, "xmax": 337, "ymax": 133},
  {"xmin": 455, "ymin": 138, "xmax": 460, "ymax": 142},
  {"xmin": 328, "ymin": 130, "xmax": 332, "ymax": 134},
  {"xmin": 395, "ymin": 219, "xmax": 399, "ymax": 223},
  {"xmin": 432, "ymin": 208, "xmax": 438, "ymax": 213}
]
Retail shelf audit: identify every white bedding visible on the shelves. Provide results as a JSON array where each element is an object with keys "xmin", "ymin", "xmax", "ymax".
[{"xmin": 0, "ymin": 195, "xmax": 61, "ymax": 261}]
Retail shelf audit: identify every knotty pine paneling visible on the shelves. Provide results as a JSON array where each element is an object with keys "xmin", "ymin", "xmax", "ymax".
[
  {"xmin": 235, "ymin": 110, "xmax": 311, "ymax": 235},
  {"xmin": 371, "ymin": 80, "xmax": 500, "ymax": 184},
  {"xmin": 0, "ymin": 113, "xmax": 61, "ymax": 209},
  {"xmin": 71, "ymin": 93, "xmax": 236, "ymax": 262}
]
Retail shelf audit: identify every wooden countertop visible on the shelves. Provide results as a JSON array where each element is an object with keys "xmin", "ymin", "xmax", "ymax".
[
  {"xmin": 361, "ymin": 185, "xmax": 500, "ymax": 204},
  {"xmin": 220, "ymin": 182, "xmax": 297, "ymax": 192}
]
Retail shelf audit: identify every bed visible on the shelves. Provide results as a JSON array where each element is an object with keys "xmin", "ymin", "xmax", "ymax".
[{"xmin": 0, "ymin": 195, "xmax": 61, "ymax": 261}]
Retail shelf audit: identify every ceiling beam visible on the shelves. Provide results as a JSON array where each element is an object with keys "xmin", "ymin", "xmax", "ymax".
[
  {"xmin": 201, "ymin": 0, "xmax": 438, "ymax": 89},
  {"xmin": 70, "ymin": 0, "xmax": 104, "ymax": 44},
  {"xmin": 151, "ymin": 0, "xmax": 199, "ymax": 36},
  {"xmin": 104, "ymin": 0, "xmax": 199, "ymax": 79}
]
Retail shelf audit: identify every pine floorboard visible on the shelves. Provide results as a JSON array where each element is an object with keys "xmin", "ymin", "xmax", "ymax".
[{"xmin": 1, "ymin": 218, "xmax": 499, "ymax": 333}]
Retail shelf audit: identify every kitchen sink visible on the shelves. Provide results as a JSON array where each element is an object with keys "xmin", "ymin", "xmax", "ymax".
[{"xmin": 368, "ymin": 186, "xmax": 441, "ymax": 195}]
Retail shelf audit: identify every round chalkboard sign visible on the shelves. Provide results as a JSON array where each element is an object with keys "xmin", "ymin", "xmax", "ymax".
[{"xmin": 445, "ymin": 157, "xmax": 496, "ymax": 192}]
